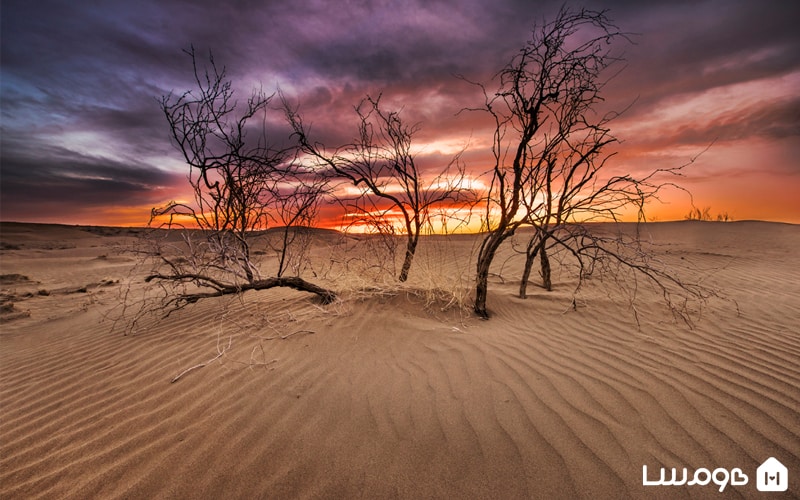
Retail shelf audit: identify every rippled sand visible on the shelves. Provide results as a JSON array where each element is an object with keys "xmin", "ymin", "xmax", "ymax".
[{"xmin": 1, "ymin": 221, "xmax": 798, "ymax": 498}]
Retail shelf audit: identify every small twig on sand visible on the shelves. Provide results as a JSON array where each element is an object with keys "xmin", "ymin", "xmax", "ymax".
[
  {"xmin": 561, "ymin": 297, "xmax": 578, "ymax": 314},
  {"xmin": 256, "ymin": 329, "xmax": 316, "ymax": 341},
  {"xmin": 171, "ymin": 337, "xmax": 232, "ymax": 383},
  {"xmin": 281, "ymin": 329, "xmax": 315, "ymax": 340}
]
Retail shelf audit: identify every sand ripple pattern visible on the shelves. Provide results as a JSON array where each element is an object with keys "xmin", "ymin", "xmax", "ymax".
[{"xmin": 1, "ymin": 222, "xmax": 799, "ymax": 498}]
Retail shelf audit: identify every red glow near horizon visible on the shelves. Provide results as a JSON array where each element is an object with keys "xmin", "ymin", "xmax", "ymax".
[{"xmin": 38, "ymin": 163, "xmax": 800, "ymax": 230}]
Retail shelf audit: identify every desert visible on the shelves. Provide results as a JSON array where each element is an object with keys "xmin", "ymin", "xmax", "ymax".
[{"xmin": 1, "ymin": 220, "xmax": 798, "ymax": 498}]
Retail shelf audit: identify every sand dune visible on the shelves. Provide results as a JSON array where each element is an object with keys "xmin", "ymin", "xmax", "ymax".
[{"xmin": 1, "ymin": 221, "xmax": 798, "ymax": 498}]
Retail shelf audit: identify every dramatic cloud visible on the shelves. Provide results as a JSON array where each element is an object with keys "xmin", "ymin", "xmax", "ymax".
[{"xmin": 2, "ymin": 0, "xmax": 798, "ymax": 225}]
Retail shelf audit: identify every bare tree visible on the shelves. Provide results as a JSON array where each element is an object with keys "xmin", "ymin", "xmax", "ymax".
[
  {"xmin": 286, "ymin": 94, "xmax": 470, "ymax": 282},
  {"xmin": 143, "ymin": 48, "xmax": 334, "ymax": 312},
  {"xmin": 468, "ymin": 7, "xmax": 707, "ymax": 319}
]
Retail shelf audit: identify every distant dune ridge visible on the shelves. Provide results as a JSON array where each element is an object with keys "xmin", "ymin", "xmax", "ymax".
[{"xmin": 1, "ymin": 221, "xmax": 798, "ymax": 498}]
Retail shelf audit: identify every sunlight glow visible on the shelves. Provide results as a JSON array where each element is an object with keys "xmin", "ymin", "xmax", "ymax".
[{"xmin": 410, "ymin": 137, "xmax": 474, "ymax": 157}]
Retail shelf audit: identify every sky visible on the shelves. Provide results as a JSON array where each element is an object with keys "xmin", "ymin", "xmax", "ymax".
[{"xmin": 1, "ymin": 0, "xmax": 799, "ymax": 227}]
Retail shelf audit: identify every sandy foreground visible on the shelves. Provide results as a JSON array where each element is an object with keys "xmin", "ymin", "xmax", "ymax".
[{"xmin": 0, "ymin": 221, "xmax": 798, "ymax": 499}]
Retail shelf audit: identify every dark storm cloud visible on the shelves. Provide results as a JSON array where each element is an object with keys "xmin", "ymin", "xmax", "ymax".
[
  {"xmin": 1, "ymin": 157, "xmax": 174, "ymax": 208},
  {"xmin": 1, "ymin": 0, "xmax": 798, "ymax": 223},
  {"xmin": 0, "ymin": 133, "xmax": 182, "ymax": 215}
]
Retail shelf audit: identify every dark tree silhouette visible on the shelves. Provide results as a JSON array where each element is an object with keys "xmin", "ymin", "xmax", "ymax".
[
  {"xmin": 468, "ymin": 7, "xmax": 707, "ymax": 319},
  {"xmin": 286, "ymin": 94, "xmax": 470, "ymax": 282},
  {"xmin": 144, "ymin": 47, "xmax": 334, "ymax": 312}
]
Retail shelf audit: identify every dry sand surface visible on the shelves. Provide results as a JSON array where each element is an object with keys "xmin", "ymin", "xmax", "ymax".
[{"xmin": 1, "ymin": 221, "xmax": 798, "ymax": 499}]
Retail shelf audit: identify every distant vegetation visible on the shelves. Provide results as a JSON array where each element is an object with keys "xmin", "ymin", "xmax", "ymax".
[{"xmin": 685, "ymin": 206, "xmax": 732, "ymax": 222}]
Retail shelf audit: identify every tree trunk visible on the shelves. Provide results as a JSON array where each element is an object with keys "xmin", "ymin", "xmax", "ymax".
[
  {"xmin": 474, "ymin": 230, "xmax": 509, "ymax": 319},
  {"xmin": 474, "ymin": 256, "xmax": 491, "ymax": 319},
  {"xmin": 540, "ymin": 243, "xmax": 551, "ymax": 291},
  {"xmin": 276, "ymin": 226, "xmax": 292, "ymax": 278},
  {"xmin": 398, "ymin": 234, "xmax": 418, "ymax": 282},
  {"xmin": 519, "ymin": 236, "xmax": 541, "ymax": 299},
  {"xmin": 148, "ymin": 274, "xmax": 336, "ymax": 305}
]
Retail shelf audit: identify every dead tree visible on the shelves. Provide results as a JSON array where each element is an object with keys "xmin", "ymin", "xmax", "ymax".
[
  {"xmin": 465, "ymin": 8, "xmax": 625, "ymax": 317},
  {"xmin": 286, "ymin": 94, "xmax": 470, "ymax": 282},
  {"xmin": 518, "ymin": 228, "xmax": 552, "ymax": 296},
  {"xmin": 145, "ymin": 47, "xmax": 334, "ymax": 312},
  {"xmin": 469, "ymin": 7, "xmax": 706, "ymax": 319}
]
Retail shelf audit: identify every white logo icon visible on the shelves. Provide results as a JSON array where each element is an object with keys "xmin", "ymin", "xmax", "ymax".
[{"xmin": 757, "ymin": 457, "xmax": 788, "ymax": 492}]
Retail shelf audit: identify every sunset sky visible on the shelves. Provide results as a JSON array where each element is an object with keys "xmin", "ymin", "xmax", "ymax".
[{"xmin": 2, "ymin": 0, "xmax": 798, "ymax": 227}]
